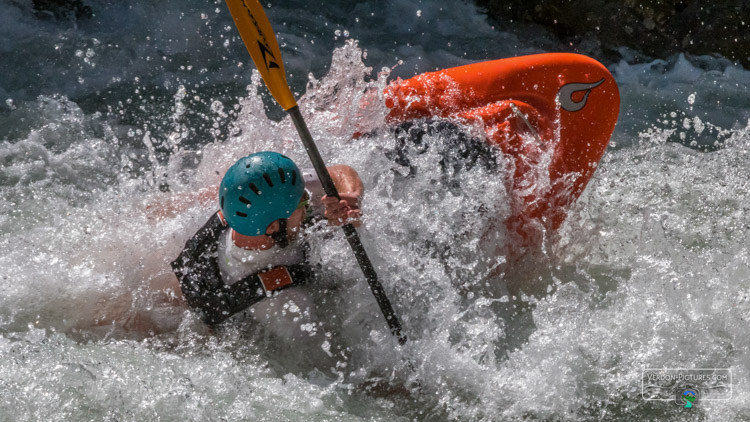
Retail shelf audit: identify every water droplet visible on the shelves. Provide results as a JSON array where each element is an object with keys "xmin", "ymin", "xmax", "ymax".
[{"xmin": 693, "ymin": 116, "xmax": 704, "ymax": 134}]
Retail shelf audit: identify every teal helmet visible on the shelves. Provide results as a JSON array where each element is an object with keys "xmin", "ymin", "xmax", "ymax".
[{"xmin": 219, "ymin": 152, "xmax": 305, "ymax": 236}]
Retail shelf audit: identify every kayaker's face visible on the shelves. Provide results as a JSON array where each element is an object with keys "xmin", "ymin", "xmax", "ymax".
[{"xmin": 232, "ymin": 206, "xmax": 306, "ymax": 250}]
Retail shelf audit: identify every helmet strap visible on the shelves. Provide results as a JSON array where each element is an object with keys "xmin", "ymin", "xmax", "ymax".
[{"xmin": 270, "ymin": 218, "xmax": 289, "ymax": 249}]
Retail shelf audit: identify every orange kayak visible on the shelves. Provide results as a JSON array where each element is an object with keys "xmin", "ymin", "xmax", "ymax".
[{"xmin": 384, "ymin": 53, "xmax": 620, "ymax": 243}]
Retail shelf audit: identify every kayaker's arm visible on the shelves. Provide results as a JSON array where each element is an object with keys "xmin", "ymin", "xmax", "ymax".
[
  {"xmin": 146, "ymin": 186, "xmax": 219, "ymax": 221},
  {"xmin": 328, "ymin": 165, "xmax": 364, "ymax": 197},
  {"xmin": 322, "ymin": 165, "xmax": 364, "ymax": 226},
  {"xmin": 147, "ymin": 164, "xmax": 360, "ymax": 222}
]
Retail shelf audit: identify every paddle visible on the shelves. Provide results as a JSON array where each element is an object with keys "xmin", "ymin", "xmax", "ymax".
[{"xmin": 225, "ymin": 0, "xmax": 406, "ymax": 344}]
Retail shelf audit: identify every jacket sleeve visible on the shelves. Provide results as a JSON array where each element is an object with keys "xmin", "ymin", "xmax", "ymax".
[{"xmin": 170, "ymin": 213, "xmax": 265, "ymax": 326}]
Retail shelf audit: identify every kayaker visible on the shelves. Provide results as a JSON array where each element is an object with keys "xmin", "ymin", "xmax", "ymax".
[{"xmin": 169, "ymin": 151, "xmax": 363, "ymax": 327}]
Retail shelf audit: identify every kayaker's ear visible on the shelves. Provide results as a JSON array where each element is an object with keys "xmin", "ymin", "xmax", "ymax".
[{"xmin": 265, "ymin": 219, "xmax": 280, "ymax": 235}]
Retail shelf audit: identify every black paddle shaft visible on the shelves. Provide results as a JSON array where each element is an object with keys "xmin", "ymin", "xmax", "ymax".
[{"xmin": 287, "ymin": 106, "xmax": 406, "ymax": 345}]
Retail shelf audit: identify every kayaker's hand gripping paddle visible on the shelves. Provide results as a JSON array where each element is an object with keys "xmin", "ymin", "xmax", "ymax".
[{"xmin": 225, "ymin": 0, "xmax": 406, "ymax": 344}]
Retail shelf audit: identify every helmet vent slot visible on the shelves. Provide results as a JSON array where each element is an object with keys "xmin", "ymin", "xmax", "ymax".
[
  {"xmin": 278, "ymin": 168, "xmax": 286, "ymax": 183},
  {"xmin": 236, "ymin": 211, "xmax": 247, "ymax": 217},
  {"xmin": 263, "ymin": 173, "xmax": 274, "ymax": 187},
  {"xmin": 249, "ymin": 183, "xmax": 261, "ymax": 195},
  {"xmin": 291, "ymin": 170, "xmax": 297, "ymax": 186},
  {"xmin": 238, "ymin": 196, "xmax": 251, "ymax": 205},
  {"xmin": 220, "ymin": 196, "xmax": 224, "ymax": 209}
]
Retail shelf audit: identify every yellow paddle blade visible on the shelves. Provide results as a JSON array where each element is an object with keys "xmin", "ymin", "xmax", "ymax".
[{"xmin": 225, "ymin": 0, "xmax": 297, "ymax": 111}]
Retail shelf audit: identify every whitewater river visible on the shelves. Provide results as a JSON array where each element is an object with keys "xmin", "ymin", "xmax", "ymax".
[{"xmin": 1, "ymin": 0, "xmax": 749, "ymax": 420}]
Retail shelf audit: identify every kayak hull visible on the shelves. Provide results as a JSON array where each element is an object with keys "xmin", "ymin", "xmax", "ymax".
[{"xmin": 384, "ymin": 53, "xmax": 620, "ymax": 241}]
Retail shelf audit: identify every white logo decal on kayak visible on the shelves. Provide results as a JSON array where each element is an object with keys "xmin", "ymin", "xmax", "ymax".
[{"xmin": 557, "ymin": 78, "xmax": 605, "ymax": 112}]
